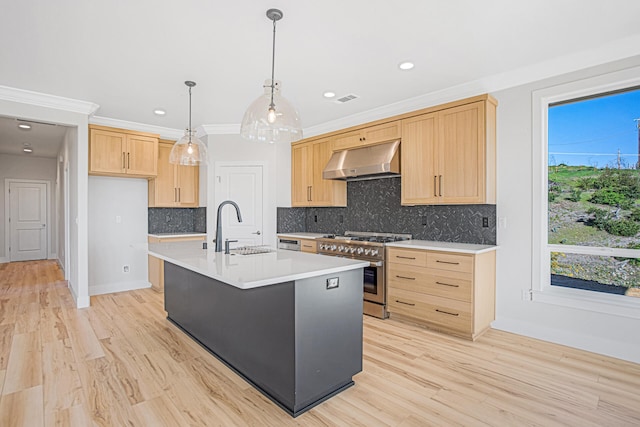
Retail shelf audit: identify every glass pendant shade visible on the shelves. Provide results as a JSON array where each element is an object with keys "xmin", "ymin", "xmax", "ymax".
[
  {"xmin": 169, "ymin": 130, "xmax": 208, "ymax": 166},
  {"xmin": 240, "ymin": 80, "xmax": 302, "ymax": 144}
]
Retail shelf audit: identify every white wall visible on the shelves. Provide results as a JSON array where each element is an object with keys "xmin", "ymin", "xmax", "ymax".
[
  {"xmin": 492, "ymin": 55, "xmax": 640, "ymax": 363},
  {"xmin": 0, "ymin": 154, "xmax": 58, "ymax": 261},
  {"xmin": 205, "ymin": 134, "xmax": 282, "ymax": 248},
  {"xmin": 88, "ymin": 176, "xmax": 149, "ymax": 295}
]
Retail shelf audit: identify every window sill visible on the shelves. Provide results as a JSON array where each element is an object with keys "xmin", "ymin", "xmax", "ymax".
[{"xmin": 532, "ymin": 286, "xmax": 640, "ymax": 319}]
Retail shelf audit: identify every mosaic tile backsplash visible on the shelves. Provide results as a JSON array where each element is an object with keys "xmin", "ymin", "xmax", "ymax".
[
  {"xmin": 277, "ymin": 177, "xmax": 496, "ymax": 245},
  {"xmin": 148, "ymin": 207, "xmax": 206, "ymax": 234}
]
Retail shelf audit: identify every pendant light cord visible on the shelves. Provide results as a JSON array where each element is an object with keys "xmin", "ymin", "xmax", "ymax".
[
  {"xmin": 188, "ymin": 85, "xmax": 193, "ymax": 143},
  {"xmin": 269, "ymin": 16, "xmax": 277, "ymax": 109}
]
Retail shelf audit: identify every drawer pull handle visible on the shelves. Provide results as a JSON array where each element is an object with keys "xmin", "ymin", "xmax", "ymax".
[
  {"xmin": 436, "ymin": 260, "xmax": 460, "ymax": 265},
  {"xmin": 395, "ymin": 300, "xmax": 416, "ymax": 306},
  {"xmin": 303, "ymin": 245, "xmax": 313, "ymax": 248},
  {"xmin": 396, "ymin": 275, "xmax": 416, "ymax": 280},
  {"xmin": 435, "ymin": 309, "xmax": 459, "ymax": 317},
  {"xmin": 396, "ymin": 256, "xmax": 416, "ymax": 260},
  {"xmin": 435, "ymin": 281, "xmax": 459, "ymax": 288}
]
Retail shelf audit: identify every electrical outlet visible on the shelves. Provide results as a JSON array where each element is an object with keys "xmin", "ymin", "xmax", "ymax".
[
  {"xmin": 123, "ymin": 265, "xmax": 129, "ymax": 273},
  {"xmin": 482, "ymin": 217, "xmax": 489, "ymax": 228},
  {"xmin": 314, "ymin": 215, "xmax": 318, "ymax": 223},
  {"xmin": 339, "ymin": 215, "xmax": 344, "ymax": 223},
  {"xmin": 115, "ymin": 215, "xmax": 122, "ymax": 224},
  {"xmin": 421, "ymin": 216, "xmax": 427, "ymax": 226},
  {"xmin": 498, "ymin": 217, "xmax": 507, "ymax": 228}
]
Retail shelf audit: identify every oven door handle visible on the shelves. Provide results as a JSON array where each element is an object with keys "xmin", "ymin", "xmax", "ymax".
[{"xmin": 369, "ymin": 261, "xmax": 383, "ymax": 267}]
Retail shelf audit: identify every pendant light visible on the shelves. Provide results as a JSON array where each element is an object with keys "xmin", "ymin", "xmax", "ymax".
[
  {"xmin": 240, "ymin": 8, "xmax": 302, "ymax": 144},
  {"xmin": 170, "ymin": 81, "xmax": 208, "ymax": 166}
]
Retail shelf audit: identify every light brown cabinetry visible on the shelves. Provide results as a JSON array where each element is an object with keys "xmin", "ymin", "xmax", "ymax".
[
  {"xmin": 148, "ymin": 235, "xmax": 206, "ymax": 292},
  {"xmin": 89, "ymin": 125, "xmax": 158, "ymax": 177},
  {"xmin": 300, "ymin": 239, "xmax": 318, "ymax": 253},
  {"xmin": 148, "ymin": 140, "xmax": 199, "ymax": 207},
  {"xmin": 332, "ymin": 120, "xmax": 401, "ymax": 151},
  {"xmin": 387, "ymin": 246, "xmax": 496, "ymax": 340},
  {"xmin": 291, "ymin": 138, "xmax": 346, "ymax": 207},
  {"xmin": 401, "ymin": 99, "xmax": 496, "ymax": 205}
]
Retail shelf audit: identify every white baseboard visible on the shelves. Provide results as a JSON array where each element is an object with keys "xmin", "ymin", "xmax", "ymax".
[
  {"xmin": 0, "ymin": 256, "xmax": 8, "ymax": 264},
  {"xmin": 89, "ymin": 280, "xmax": 151, "ymax": 296},
  {"xmin": 48, "ymin": 253, "xmax": 57, "ymax": 260},
  {"xmin": 67, "ymin": 281, "xmax": 90, "ymax": 309}
]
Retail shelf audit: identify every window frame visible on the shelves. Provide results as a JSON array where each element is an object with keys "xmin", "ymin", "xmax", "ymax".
[{"xmin": 531, "ymin": 65, "xmax": 640, "ymax": 319}]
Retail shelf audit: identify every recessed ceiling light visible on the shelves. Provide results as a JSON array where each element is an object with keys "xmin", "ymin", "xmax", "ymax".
[
  {"xmin": 323, "ymin": 91, "xmax": 336, "ymax": 99},
  {"xmin": 398, "ymin": 61, "xmax": 415, "ymax": 71},
  {"xmin": 18, "ymin": 123, "xmax": 32, "ymax": 130},
  {"xmin": 153, "ymin": 109, "xmax": 166, "ymax": 116},
  {"xmin": 23, "ymin": 147, "xmax": 33, "ymax": 153}
]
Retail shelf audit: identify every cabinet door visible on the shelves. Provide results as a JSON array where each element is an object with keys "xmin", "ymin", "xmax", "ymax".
[
  {"xmin": 177, "ymin": 164, "xmax": 199, "ymax": 206},
  {"xmin": 332, "ymin": 130, "xmax": 363, "ymax": 151},
  {"xmin": 438, "ymin": 102, "xmax": 485, "ymax": 204},
  {"xmin": 362, "ymin": 121, "xmax": 401, "ymax": 145},
  {"xmin": 152, "ymin": 143, "xmax": 177, "ymax": 206},
  {"xmin": 89, "ymin": 129, "xmax": 126, "ymax": 175},
  {"xmin": 401, "ymin": 113, "xmax": 438, "ymax": 205},
  {"xmin": 291, "ymin": 143, "xmax": 312, "ymax": 206},
  {"xmin": 310, "ymin": 139, "xmax": 335, "ymax": 205},
  {"xmin": 126, "ymin": 134, "xmax": 158, "ymax": 176}
]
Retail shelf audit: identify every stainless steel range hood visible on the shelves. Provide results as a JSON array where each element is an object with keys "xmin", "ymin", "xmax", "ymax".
[{"xmin": 322, "ymin": 140, "xmax": 400, "ymax": 181}]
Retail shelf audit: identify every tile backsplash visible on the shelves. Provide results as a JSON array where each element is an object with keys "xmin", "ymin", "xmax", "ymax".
[
  {"xmin": 148, "ymin": 207, "xmax": 206, "ymax": 234},
  {"xmin": 277, "ymin": 177, "xmax": 496, "ymax": 245}
]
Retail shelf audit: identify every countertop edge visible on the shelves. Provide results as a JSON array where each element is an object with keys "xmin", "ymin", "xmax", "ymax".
[
  {"xmin": 386, "ymin": 241, "xmax": 499, "ymax": 254},
  {"xmin": 277, "ymin": 233, "xmax": 328, "ymax": 239},
  {"xmin": 148, "ymin": 233, "xmax": 207, "ymax": 238},
  {"xmin": 148, "ymin": 249, "xmax": 369, "ymax": 289}
]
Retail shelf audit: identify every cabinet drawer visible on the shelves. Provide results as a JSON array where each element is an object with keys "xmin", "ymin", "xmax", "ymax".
[
  {"xmin": 388, "ymin": 288, "xmax": 472, "ymax": 333},
  {"xmin": 387, "ymin": 248, "xmax": 427, "ymax": 267},
  {"xmin": 388, "ymin": 264, "xmax": 472, "ymax": 302},
  {"xmin": 300, "ymin": 239, "xmax": 318, "ymax": 253},
  {"xmin": 427, "ymin": 252, "xmax": 473, "ymax": 274}
]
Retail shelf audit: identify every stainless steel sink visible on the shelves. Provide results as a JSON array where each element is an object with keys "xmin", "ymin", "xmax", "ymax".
[{"xmin": 230, "ymin": 246, "xmax": 274, "ymax": 256}]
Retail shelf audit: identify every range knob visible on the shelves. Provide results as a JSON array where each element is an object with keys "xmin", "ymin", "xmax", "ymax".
[
  {"xmin": 364, "ymin": 248, "xmax": 371, "ymax": 255},
  {"xmin": 331, "ymin": 244, "xmax": 337, "ymax": 251},
  {"xmin": 370, "ymin": 249, "xmax": 379, "ymax": 256},
  {"xmin": 356, "ymin": 247, "xmax": 364, "ymax": 255},
  {"xmin": 349, "ymin": 247, "xmax": 357, "ymax": 254},
  {"xmin": 337, "ymin": 245, "xmax": 344, "ymax": 252}
]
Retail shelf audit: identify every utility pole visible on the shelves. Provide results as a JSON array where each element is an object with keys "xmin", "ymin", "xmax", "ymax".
[{"xmin": 617, "ymin": 148, "xmax": 621, "ymax": 169}]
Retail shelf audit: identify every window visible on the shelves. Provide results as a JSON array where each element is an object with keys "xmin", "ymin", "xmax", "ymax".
[{"xmin": 532, "ymin": 66, "xmax": 640, "ymax": 317}]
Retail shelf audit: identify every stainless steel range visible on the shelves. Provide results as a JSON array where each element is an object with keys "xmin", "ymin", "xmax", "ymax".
[{"xmin": 317, "ymin": 231, "xmax": 411, "ymax": 319}]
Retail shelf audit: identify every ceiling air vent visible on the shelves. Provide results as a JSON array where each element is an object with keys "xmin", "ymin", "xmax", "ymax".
[{"xmin": 334, "ymin": 94, "xmax": 359, "ymax": 104}]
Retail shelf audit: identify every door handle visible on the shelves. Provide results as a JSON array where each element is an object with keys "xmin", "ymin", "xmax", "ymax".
[
  {"xmin": 122, "ymin": 152, "xmax": 125, "ymax": 169},
  {"xmin": 177, "ymin": 188, "xmax": 180, "ymax": 202},
  {"xmin": 42, "ymin": 224, "xmax": 46, "ymax": 228},
  {"xmin": 251, "ymin": 231, "xmax": 261, "ymax": 235},
  {"xmin": 439, "ymin": 175, "xmax": 443, "ymax": 196},
  {"xmin": 127, "ymin": 152, "xmax": 130, "ymax": 169},
  {"xmin": 434, "ymin": 175, "xmax": 437, "ymax": 196}
]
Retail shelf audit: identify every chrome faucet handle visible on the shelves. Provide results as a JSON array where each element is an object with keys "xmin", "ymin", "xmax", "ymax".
[{"xmin": 224, "ymin": 239, "xmax": 238, "ymax": 255}]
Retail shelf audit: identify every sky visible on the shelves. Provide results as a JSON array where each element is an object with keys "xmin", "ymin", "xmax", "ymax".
[{"xmin": 548, "ymin": 87, "xmax": 640, "ymax": 168}]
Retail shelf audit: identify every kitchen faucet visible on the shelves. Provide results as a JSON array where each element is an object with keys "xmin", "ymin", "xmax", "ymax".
[{"xmin": 215, "ymin": 200, "xmax": 243, "ymax": 252}]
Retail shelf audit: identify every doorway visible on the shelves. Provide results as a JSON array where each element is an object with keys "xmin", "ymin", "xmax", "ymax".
[
  {"xmin": 214, "ymin": 163, "xmax": 264, "ymax": 247},
  {"xmin": 5, "ymin": 179, "xmax": 49, "ymax": 262}
]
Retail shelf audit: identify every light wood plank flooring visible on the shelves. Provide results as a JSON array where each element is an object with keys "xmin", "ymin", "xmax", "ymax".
[{"xmin": 1, "ymin": 260, "xmax": 639, "ymax": 426}]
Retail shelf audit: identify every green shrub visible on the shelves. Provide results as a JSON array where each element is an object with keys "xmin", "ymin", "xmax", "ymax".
[
  {"xmin": 548, "ymin": 193, "xmax": 557, "ymax": 202},
  {"xmin": 576, "ymin": 177, "xmax": 598, "ymax": 190},
  {"xmin": 589, "ymin": 189, "xmax": 628, "ymax": 207},
  {"xmin": 567, "ymin": 189, "xmax": 582, "ymax": 202},
  {"xmin": 631, "ymin": 208, "xmax": 640, "ymax": 222},
  {"xmin": 604, "ymin": 219, "xmax": 640, "ymax": 237},
  {"xmin": 586, "ymin": 207, "xmax": 610, "ymax": 230}
]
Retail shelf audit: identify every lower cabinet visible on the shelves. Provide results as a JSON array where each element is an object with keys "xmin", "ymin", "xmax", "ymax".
[
  {"xmin": 148, "ymin": 235, "xmax": 206, "ymax": 292},
  {"xmin": 387, "ymin": 247, "xmax": 495, "ymax": 340},
  {"xmin": 300, "ymin": 239, "xmax": 318, "ymax": 253}
]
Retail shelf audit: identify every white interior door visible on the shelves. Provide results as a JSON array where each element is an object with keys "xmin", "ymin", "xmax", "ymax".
[
  {"xmin": 215, "ymin": 165, "xmax": 264, "ymax": 248},
  {"xmin": 9, "ymin": 181, "xmax": 48, "ymax": 261}
]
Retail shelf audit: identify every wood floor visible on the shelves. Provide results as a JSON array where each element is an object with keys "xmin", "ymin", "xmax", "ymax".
[{"xmin": 1, "ymin": 261, "xmax": 639, "ymax": 426}]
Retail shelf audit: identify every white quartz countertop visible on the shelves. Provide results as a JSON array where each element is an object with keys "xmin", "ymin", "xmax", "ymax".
[
  {"xmin": 277, "ymin": 232, "xmax": 329, "ymax": 240},
  {"xmin": 148, "ymin": 241, "xmax": 368, "ymax": 290},
  {"xmin": 386, "ymin": 240, "xmax": 498, "ymax": 254},
  {"xmin": 148, "ymin": 233, "xmax": 207, "ymax": 238}
]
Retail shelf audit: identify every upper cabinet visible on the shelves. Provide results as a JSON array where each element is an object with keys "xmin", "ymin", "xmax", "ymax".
[
  {"xmin": 332, "ymin": 120, "xmax": 401, "ymax": 151},
  {"xmin": 290, "ymin": 94, "xmax": 496, "ymax": 207},
  {"xmin": 401, "ymin": 99, "xmax": 496, "ymax": 205},
  {"xmin": 89, "ymin": 125, "xmax": 158, "ymax": 178},
  {"xmin": 148, "ymin": 140, "xmax": 199, "ymax": 207},
  {"xmin": 291, "ymin": 138, "xmax": 346, "ymax": 207}
]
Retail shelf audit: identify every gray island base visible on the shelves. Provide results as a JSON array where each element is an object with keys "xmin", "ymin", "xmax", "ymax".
[{"xmin": 164, "ymin": 261, "xmax": 364, "ymax": 417}]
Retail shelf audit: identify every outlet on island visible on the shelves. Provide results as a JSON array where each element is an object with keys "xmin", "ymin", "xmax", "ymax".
[{"xmin": 123, "ymin": 265, "xmax": 130, "ymax": 273}]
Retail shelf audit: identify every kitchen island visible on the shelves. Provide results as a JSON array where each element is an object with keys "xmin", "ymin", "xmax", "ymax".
[{"xmin": 148, "ymin": 241, "xmax": 368, "ymax": 417}]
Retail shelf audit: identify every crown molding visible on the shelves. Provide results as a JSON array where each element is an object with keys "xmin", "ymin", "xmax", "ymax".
[
  {"xmin": 0, "ymin": 85, "xmax": 99, "ymax": 115},
  {"xmin": 90, "ymin": 116, "xmax": 184, "ymax": 140},
  {"xmin": 304, "ymin": 34, "xmax": 640, "ymax": 138},
  {"xmin": 199, "ymin": 124, "xmax": 241, "ymax": 135}
]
